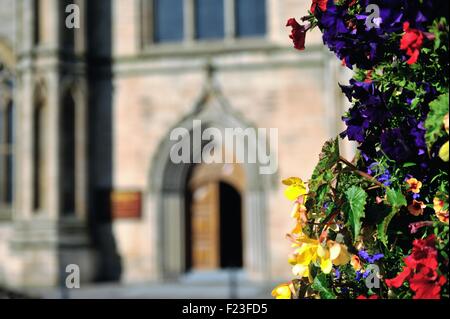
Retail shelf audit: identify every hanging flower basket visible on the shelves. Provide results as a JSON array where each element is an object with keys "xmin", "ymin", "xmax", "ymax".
[{"xmin": 273, "ymin": 0, "xmax": 449, "ymax": 299}]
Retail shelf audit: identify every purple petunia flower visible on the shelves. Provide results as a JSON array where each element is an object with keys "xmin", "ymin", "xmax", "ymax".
[{"xmin": 381, "ymin": 128, "xmax": 412, "ymax": 162}]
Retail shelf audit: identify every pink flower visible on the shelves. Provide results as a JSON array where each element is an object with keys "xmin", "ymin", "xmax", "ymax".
[{"xmin": 409, "ymin": 221, "xmax": 433, "ymax": 234}]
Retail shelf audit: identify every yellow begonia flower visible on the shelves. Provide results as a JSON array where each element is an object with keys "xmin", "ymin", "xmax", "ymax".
[
  {"xmin": 318, "ymin": 244, "xmax": 333, "ymax": 274},
  {"xmin": 290, "ymin": 201, "xmax": 308, "ymax": 225},
  {"xmin": 295, "ymin": 242, "xmax": 318, "ymax": 266},
  {"xmin": 291, "ymin": 223, "xmax": 303, "ymax": 237},
  {"xmin": 282, "ymin": 177, "xmax": 308, "ymax": 201},
  {"xmin": 271, "ymin": 283, "xmax": 292, "ymax": 299},
  {"xmin": 290, "ymin": 202, "xmax": 300, "ymax": 219},
  {"xmin": 317, "ymin": 241, "xmax": 351, "ymax": 273},
  {"xmin": 438, "ymin": 140, "xmax": 449, "ymax": 162},
  {"xmin": 329, "ymin": 241, "xmax": 351, "ymax": 266},
  {"xmin": 290, "ymin": 230, "xmax": 351, "ymax": 277},
  {"xmin": 288, "ymin": 253, "xmax": 297, "ymax": 265},
  {"xmin": 292, "ymin": 264, "xmax": 310, "ymax": 278}
]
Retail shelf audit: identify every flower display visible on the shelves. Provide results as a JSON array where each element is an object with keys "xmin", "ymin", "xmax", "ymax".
[{"xmin": 278, "ymin": 0, "xmax": 448, "ymax": 299}]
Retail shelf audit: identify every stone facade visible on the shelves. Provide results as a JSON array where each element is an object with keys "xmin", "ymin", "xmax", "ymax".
[{"xmin": 0, "ymin": 0, "xmax": 353, "ymax": 291}]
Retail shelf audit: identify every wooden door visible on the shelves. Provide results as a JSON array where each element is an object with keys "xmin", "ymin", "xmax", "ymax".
[{"xmin": 191, "ymin": 183, "xmax": 220, "ymax": 270}]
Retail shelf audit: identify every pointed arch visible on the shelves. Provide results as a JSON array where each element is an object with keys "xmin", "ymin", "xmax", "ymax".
[
  {"xmin": 58, "ymin": 77, "xmax": 87, "ymax": 219},
  {"xmin": 148, "ymin": 70, "xmax": 272, "ymax": 281},
  {"xmin": 32, "ymin": 79, "xmax": 48, "ymax": 212},
  {"xmin": 60, "ymin": 87, "xmax": 76, "ymax": 216}
]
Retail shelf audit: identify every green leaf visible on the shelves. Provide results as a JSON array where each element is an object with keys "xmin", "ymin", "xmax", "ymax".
[
  {"xmin": 307, "ymin": 137, "xmax": 340, "ymax": 214},
  {"xmin": 378, "ymin": 189, "xmax": 407, "ymax": 246},
  {"xmin": 343, "ymin": 186, "xmax": 367, "ymax": 241},
  {"xmin": 316, "ymin": 184, "xmax": 330, "ymax": 204},
  {"xmin": 313, "ymin": 138, "xmax": 340, "ymax": 175},
  {"xmin": 386, "ymin": 188, "xmax": 407, "ymax": 208},
  {"xmin": 311, "ymin": 273, "xmax": 336, "ymax": 299},
  {"xmin": 425, "ymin": 93, "xmax": 449, "ymax": 149},
  {"xmin": 377, "ymin": 212, "xmax": 394, "ymax": 246}
]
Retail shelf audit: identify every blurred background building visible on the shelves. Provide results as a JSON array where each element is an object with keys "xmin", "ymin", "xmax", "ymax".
[{"xmin": 0, "ymin": 0, "xmax": 351, "ymax": 298}]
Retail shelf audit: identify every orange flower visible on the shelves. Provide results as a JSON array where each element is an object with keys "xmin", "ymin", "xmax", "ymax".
[
  {"xmin": 408, "ymin": 200, "xmax": 426, "ymax": 216},
  {"xmin": 406, "ymin": 177, "xmax": 422, "ymax": 193},
  {"xmin": 433, "ymin": 197, "xmax": 449, "ymax": 224},
  {"xmin": 351, "ymin": 255, "xmax": 362, "ymax": 271}
]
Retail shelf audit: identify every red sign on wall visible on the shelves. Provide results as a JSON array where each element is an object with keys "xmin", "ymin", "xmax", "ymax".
[{"xmin": 111, "ymin": 191, "xmax": 142, "ymax": 219}]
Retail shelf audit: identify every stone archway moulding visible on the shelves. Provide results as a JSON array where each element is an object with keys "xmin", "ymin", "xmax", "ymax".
[{"xmin": 148, "ymin": 68, "xmax": 272, "ymax": 281}]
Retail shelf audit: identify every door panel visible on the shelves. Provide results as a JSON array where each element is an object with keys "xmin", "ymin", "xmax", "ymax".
[{"xmin": 191, "ymin": 183, "xmax": 219, "ymax": 270}]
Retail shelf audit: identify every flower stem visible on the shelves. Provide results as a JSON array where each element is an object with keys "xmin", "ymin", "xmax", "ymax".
[{"xmin": 339, "ymin": 156, "xmax": 385, "ymax": 188}]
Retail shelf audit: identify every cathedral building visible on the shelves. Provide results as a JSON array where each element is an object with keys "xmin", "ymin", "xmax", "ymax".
[{"xmin": 0, "ymin": 0, "xmax": 351, "ymax": 293}]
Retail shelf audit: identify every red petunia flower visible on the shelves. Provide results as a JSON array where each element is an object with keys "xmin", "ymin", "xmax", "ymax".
[
  {"xmin": 311, "ymin": 0, "xmax": 328, "ymax": 14},
  {"xmin": 286, "ymin": 18, "xmax": 307, "ymax": 51},
  {"xmin": 385, "ymin": 235, "xmax": 447, "ymax": 299},
  {"xmin": 385, "ymin": 266, "xmax": 412, "ymax": 288},
  {"xmin": 406, "ymin": 235, "xmax": 438, "ymax": 270},
  {"xmin": 400, "ymin": 22, "xmax": 424, "ymax": 65},
  {"xmin": 409, "ymin": 267, "xmax": 447, "ymax": 299}
]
